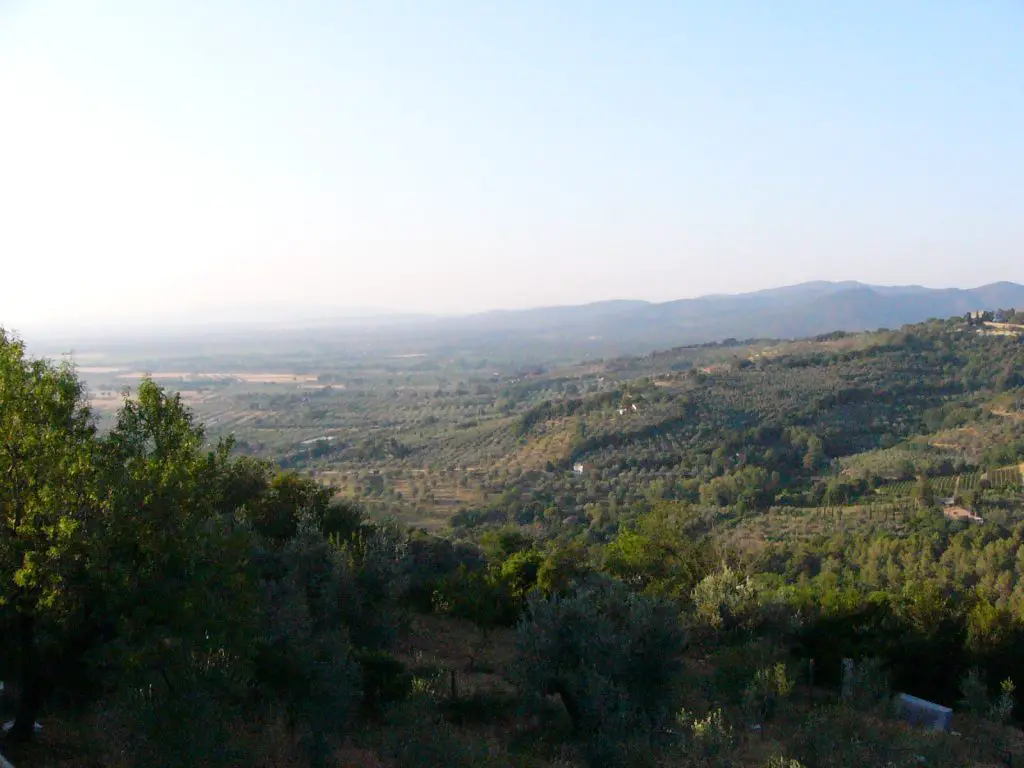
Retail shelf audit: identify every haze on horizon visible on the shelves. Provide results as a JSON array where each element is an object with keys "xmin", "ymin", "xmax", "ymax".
[{"xmin": 1, "ymin": 1, "xmax": 1022, "ymax": 334}]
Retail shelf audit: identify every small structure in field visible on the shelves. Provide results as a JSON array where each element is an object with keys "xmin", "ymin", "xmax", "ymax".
[
  {"xmin": 895, "ymin": 693, "xmax": 952, "ymax": 732},
  {"xmin": 572, "ymin": 463, "xmax": 585, "ymax": 476},
  {"xmin": 943, "ymin": 506, "xmax": 983, "ymax": 523}
]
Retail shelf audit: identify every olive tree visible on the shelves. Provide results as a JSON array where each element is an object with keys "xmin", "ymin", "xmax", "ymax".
[{"xmin": 512, "ymin": 576, "xmax": 687, "ymax": 765}]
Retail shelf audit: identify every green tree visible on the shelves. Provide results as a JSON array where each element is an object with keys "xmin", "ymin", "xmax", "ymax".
[
  {"xmin": 0, "ymin": 330, "xmax": 97, "ymax": 743},
  {"xmin": 499, "ymin": 548, "xmax": 544, "ymax": 604},
  {"xmin": 536, "ymin": 542, "xmax": 592, "ymax": 596},
  {"xmin": 803, "ymin": 436, "xmax": 825, "ymax": 471},
  {"xmin": 603, "ymin": 504, "xmax": 715, "ymax": 599},
  {"xmin": 243, "ymin": 470, "xmax": 334, "ymax": 544},
  {"xmin": 89, "ymin": 379, "xmax": 259, "ymax": 763},
  {"xmin": 691, "ymin": 565, "xmax": 760, "ymax": 634},
  {"xmin": 513, "ymin": 577, "xmax": 686, "ymax": 766},
  {"xmin": 913, "ymin": 475, "xmax": 936, "ymax": 510},
  {"xmin": 251, "ymin": 513, "xmax": 361, "ymax": 766},
  {"xmin": 434, "ymin": 565, "xmax": 515, "ymax": 669},
  {"xmin": 479, "ymin": 525, "xmax": 532, "ymax": 562}
]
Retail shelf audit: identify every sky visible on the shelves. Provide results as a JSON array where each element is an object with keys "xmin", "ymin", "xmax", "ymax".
[{"xmin": 1, "ymin": 1, "xmax": 1022, "ymax": 330}]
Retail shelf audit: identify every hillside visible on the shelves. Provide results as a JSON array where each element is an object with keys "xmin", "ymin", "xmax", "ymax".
[
  {"xmin": 66, "ymin": 314, "xmax": 1024, "ymax": 532},
  {"xmin": 8, "ymin": 313, "xmax": 1024, "ymax": 767}
]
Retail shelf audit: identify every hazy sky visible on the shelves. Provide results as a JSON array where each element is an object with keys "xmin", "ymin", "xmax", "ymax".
[{"xmin": 2, "ymin": 1, "xmax": 1022, "ymax": 329}]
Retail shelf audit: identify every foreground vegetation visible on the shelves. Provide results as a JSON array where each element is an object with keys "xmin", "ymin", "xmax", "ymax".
[{"xmin": 5, "ymin": 314, "xmax": 1024, "ymax": 766}]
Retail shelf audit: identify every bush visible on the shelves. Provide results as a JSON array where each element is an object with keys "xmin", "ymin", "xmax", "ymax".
[
  {"xmin": 847, "ymin": 657, "xmax": 890, "ymax": 711},
  {"xmin": 677, "ymin": 707, "xmax": 738, "ymax": 766},
  {"xmin": 789, "ymin": 706, "xmax": 959, "ymax": 768},
  {"xmin": 991, "ymin": 678, "xmax": 1016, "ymax": 724},
  {"xmin": 377, "ymin": 696, "xmax": 492, "ymax": 768},
  {"xmin": 94, "ymin": 665, "xmax": 247, "ymax": 768},
  {"xmin": 375, "ymin": 672, "xmax": 509, "ymax": 768},
  {"xmin": 252, "ymin": 522, "xmax": 362, "ymax": 766},
  {"xmin": 744, "ymin": 662, "xmax": 794, "ymax": 722},
  {"xmin": 691, "ymin": 565, "xmax": 761, "ymax": 635},
  {"xmin": 958, "ymin": 667, "xmax": 989, "ymax": 715},
  {"xmin": 709, "ymin": 639, "xmax": 788, "ymax": 706},
  {"xmin": 355, "ymin": 649, "xmax": 412, "ymax": 716},
  {"xmin": 536, "ymin": 542, "xmax": 592, "ymax": 596},
  {"xmin": 512, "ymin": 576, "xmax": 687, "ymax": 766}
]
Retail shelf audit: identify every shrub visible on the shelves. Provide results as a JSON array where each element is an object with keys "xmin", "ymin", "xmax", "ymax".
[
  {"xmin": 958, "ymin": 667, "xmax": 989, "ymax": 715},
  {"xmin": 375, "ymin": 671, "xmax": 508, "ymax": 768},
  {"xmin": 990, "ymin": 678, "xmax": 1016, "ymax": 724},
  {"xmin": 691, "ymin": 565, "xmax": 760, "ymax": 634},
  {"xmin": 512, "ymin": 576, "xmax": 686, "ymax": 766},
  {"xmin": 377, "ymin": 696, "xmax": 492, "ymax": 768},
  {"xmin": 355, "ymin": 649, "xmax": 412, "ymax": 716},
  {"xmin": 847, "ymin": 656, "xmax": 890, "ymax": 711},
  {"xmin": 677, "ymin": 707, "xmax": 738, "ymax": 765},
  {"xmin": 744, "ymin": 662, "xmax": 794, "ymax": 722},
  {"xmin": 709, "ymin": 639, "xmax": 788, "ymax": 706},
  {"xmin": 957, "ymin": 668, "xmax": 1016, "ymax": 724},
  {"xmin": 536, "ymin": 542, "xmax": 592, "ymax": 596},
  {"xmin": 789, "ymin": 706, "xmax": 960, "ymax": 768},
  {"xmin": 94, "ymin": 664, "xmax": 247, "ymax": 768}
]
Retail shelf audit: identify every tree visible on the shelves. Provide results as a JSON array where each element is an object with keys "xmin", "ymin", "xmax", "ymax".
[
  {"xmin": 913, "ymin": 475, "xmax": 936, "ymax": 510},
  {"xmin": 251, "ymin": 513, "xmax": 360, "ymax": 766},
  {"xmin": 479, "ymin": 525, "xmax": 532, "ymax": 562},
  {"xmin": 803, "ymin": 436, "xmax": 825, "ymax": 471},
  {"xmin": 242, "ymin": 470, "xmax": 333, "ymax": 543},
  {"xmin": 0, "ymin": 330, "xmax": 97, "ymax": 744},
  {"xmin": 603, "ymin": 504, "xmax": 715, "ymax": 599},
  {"xmin": 513, "ymin": 577, "xmax": 687, "ymax": 765},
  {"xmin": 691, "ymin": 565, "xmax": 760, "ymax": 634},
  {"xmin": 499, "ymin": 548, "xmax": 544, "ymax": 604},
  {"xmin": 88, "ymin": 379, "xmax": 259, "ymax": 762},
  {"xmin": 433, "ymin": 565, "xmax": 515, "ymax": 669},
  {"xmin": 536, "ymin": 542, "xmax": 592, "ymax": 596}
]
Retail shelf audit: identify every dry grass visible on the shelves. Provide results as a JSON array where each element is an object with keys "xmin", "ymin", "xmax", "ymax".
[{"xmin": 506, "ymin": 420, "xmax": 577, "ymax": 472}]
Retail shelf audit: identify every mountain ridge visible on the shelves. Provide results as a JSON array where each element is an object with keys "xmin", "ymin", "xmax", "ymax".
[{"xmin": 20, "ymin": 281, "xmax": 1024, "ymax": 359}]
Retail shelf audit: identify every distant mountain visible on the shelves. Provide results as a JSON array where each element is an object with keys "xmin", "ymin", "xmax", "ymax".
[
  {"xmin": 23, "ymin": 281, "xmax": 1024, "ymax": 362},
  {"xmin": 413, "ymin": 281, "xmax": 1024, "ymax": 356}
]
